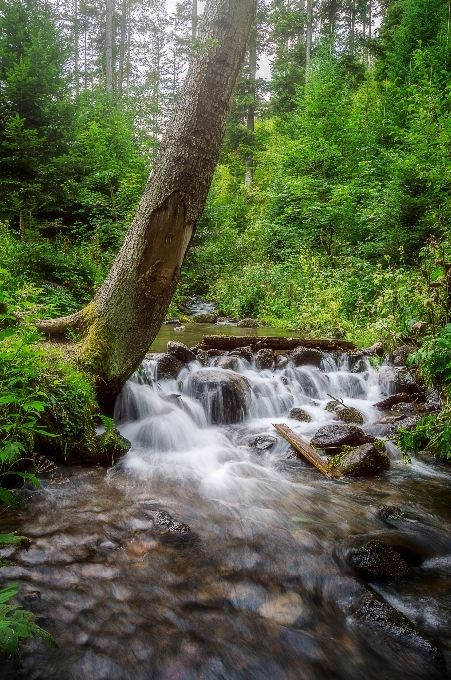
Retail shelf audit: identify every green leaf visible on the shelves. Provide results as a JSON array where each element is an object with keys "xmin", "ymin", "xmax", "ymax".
[
  {"xmin": 0, "ymin": 532, "xmax": 30, "ymax": 548},
  {"xmin": 0, "ymin": 487, "xmax": 24, "ymax": 508},
  {"xmin": 0, "ymin": 584, "xmax": 18, "ymax": 604}
]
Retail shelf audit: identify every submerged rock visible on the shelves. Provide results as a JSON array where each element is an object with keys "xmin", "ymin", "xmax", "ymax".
[
  {"xmin": 289, "ymin": 408, "xmax": 312, "ymax": 423},
  {"xmin": 275, "ymin": 354, "xmax": 289, "ymax": 369},
  {"xmin": 337, "ymin": 443, "xmax": 390, "ymax": 476},
  {"xmin": 253, "ymin": 435, "xmax": 278, "ymax": 451},
  {"xmin": 311, "ymin": 424, "xmax": 376, "ymax": 453},
  {"xmin": 153, "ymin": 511, "xmax": 190, "ymax": 535},
  {"xmin": 351, "ymin": 539, "xmax": 408, "ymax": 580},
  {"xmin": 237, "ymin": 317, "xmax": 259, "ymax": 328},
  {"xmin": 156, "ymin": 353, "xmax": 184, "ymax": 380},
  {"xmin": 379, "ymin": 505, "xmax": 406, "ymax": 521},
  {"xmin": 291, "ymin": 347, "xmax": 322, "ymax": 368},
  {"xmin": 256, "ymin": 348, "xmax": 274, "ymax": 370},
  {"xmin": 186, "ymin": 368, "xmax": 250, "ymax": 424},
  {"xmin": 167, "ymin": 341, "xmax": 196, "ymax": 364}
]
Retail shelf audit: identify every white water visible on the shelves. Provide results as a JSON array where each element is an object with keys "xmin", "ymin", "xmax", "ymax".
[{"xmin": 112, "ymin": 353, "xmax": 387, "ymax": 500}]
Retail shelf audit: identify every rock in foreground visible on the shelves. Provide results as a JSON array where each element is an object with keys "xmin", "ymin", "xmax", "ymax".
[
  {"xmin": 337, "ymin": 443, "xmax": 390, "ymax": 476},
  {"xmin": 350, "ymin": 540, "xmax": 408, "ymax": 580},
  {"xmin": 311, "ymin": 424, "xmax": 376, "ymax": 453}
]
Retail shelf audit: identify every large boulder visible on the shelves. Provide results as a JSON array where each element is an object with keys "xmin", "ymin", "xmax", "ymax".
[
  {"xmin": 311, "ymin": 424, "xmax": 376, "ymax": 453},
  {"xmin": 186, "ymin": 368, "xmax": 250, "ymax": 424},
  {"xmin": 237, "ymin": 317, "xmax": 259, "ymax": 328},
  {"xmin": 256, "ymin": 348, "xmax": 274, "ymax": 370},
  {"xmin": 156, "ymin": 353, "xmax": 184, "ymax": 380},
  {"xmin": 350, "ymin": 539, "xmax": 408, "ymax": 580},
  {"xmin": 193, "ymin": 313, "xmax": 218, "ymax": 324},
  {"xmin": 337, "ymin": 443, "xmax": 390, "ymax": 476},
  {"xmin": 374, "ymin": 392, "xmax": 415, "ymax": 409},
  {"xmin": 291, "ymin": 347, "xmax": 322, "ymax": 368},
  {"xmin": 167, "ymin": 341, "xmax": 196, "ymax": 364}
]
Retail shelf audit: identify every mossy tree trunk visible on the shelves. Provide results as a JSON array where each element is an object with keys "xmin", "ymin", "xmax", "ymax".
[{"xmin": 36, "ymin": 0, "xmax": 258, "ymax": 406}]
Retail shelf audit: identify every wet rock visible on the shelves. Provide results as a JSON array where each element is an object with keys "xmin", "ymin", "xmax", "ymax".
[
  {"xmin": 374, "ymin": 393, "xmax": 414, "ymax": 409},
  {"xmin": 256, "ymin": 348, "xmax": 275, "ymax": 370},
  {"xmin": 237, "ymin": 317, "xmax": 259, "ymax": 328},
  {"xmin": 379, "ymin": 505, "xmax": 406, "ymax": 521},
  {"xmin": 253, "ymin": 435, "xmax": 278, "ymax": 451},
  {"xmin": 230, "ymin": 346, "xmax": 253, "ymax": 361},
  {"xmin": 337, "ymin": 443, "xmax": 390, "ymax": 476},
  {"xmin": 280, "ymin": 375, "xmax": 289, "ymax": 385},
  {"xmin": 291, "ymin": 347, "xmax": 322, "ymax": 368},
  {"xmin": 96, "ymin": 429, "xmax": 131, "ymax": 466},
  {"xmin": 167, "ymin": 341, "xmax": 196, "ymax": 364},
  {"xmin": 196, "ymin": 349, "xmax": 209, "ymax": 366},
  {"xmin": 193, "ymin": 313, "xmax": 218, "ymax": 323},
  {"xmin": 153, "ymin": 511, "xmax": 190, "ymax": 535},
  {"xmin": 368, "ymin": 341, "xmax": 384, "ymax": 356},
  {"xmin": 275, "ymin": 354, "xmax": 288, "ymax": 369},
  {"xmin": 392, "ymin": 345, "xmax": 417, "ymax": 367},
  {"xmin": 334, "ymin": 404, "xmax": 364, "ymax": 425},
  {"xmin": 386, "ymin": 415, "xmax": 422, "ymax": 440},
  {"xmin": 164, "ymin": 318, "xmax": 181, "ymax": 325},
  {"xmin": 351, "ymin": 358, "xmax": 369, "ymax": 373},
  {"xmin": 311, "ymin": 424, "xmax": 376, "ymax": 453},
  {"xmin": 156, "ymin": 353, "xmax": 184, "ymax": 380},
  {"xmin": 351, "ymin": 539, "xmax": 408, "ymax": 580},
  {"xmin": 378, "ymin": 365, "xmax": 420, "ymax": 396},
  {"xmin": 289, "ymin": 408, "xmax": 312, "ymax": 423},
  {"xmin": 187, "ymin": 368, "xmax": 250, "ymax": 424},
  {"xmin": 392, "ymin": 402, "xmax": 426, "ymax": 416},
  {"xmin": 325, "ymin": 400, "xmax": 338, "ymax": 412},
  {"xmin": 215, "ymin": 355, "xmax": 239, "ymax": 371},
  {"xmin": 355, "ymin": 595, "xmax": 444, "ymax": 663},
  {"xmin": 207, "ymin": 348, "xmax": 221, "ymax": 357}
]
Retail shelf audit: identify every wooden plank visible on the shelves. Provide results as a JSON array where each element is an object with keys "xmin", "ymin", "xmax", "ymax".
[
  {"xmin": 273, "ymin": 423, "xmax": 342, "ymax": 479},
  {"xmin": 201, "ymin": 335, "xmax": 356, "ymax": 352}
]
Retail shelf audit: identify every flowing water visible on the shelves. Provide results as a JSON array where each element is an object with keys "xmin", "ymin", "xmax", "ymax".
[{"xmin": 1, "ymin": 352, "xmax": 451, "ymax": 679}]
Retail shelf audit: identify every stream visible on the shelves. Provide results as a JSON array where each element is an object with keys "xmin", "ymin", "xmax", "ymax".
[{"xmin": 1, "ymin": 345, "xmax": 451, "ymax": 679}]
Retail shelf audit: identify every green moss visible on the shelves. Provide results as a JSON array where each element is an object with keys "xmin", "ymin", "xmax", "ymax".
[{"xmin": 77, "ymin": 303, "xmax": 116, "ymax": 379}]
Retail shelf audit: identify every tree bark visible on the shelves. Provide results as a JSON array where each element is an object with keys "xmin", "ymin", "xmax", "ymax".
[
  {"xmin": 105, "ymin": 0, "xmax": 114, "ymax": 92},
  {"xmin": 38, "ymin": 0, "xmax": 258, "ymax": 406},
  {"xmin": 192, "ymin": 0, "xmax": 198, "ymax": 42},
  {"xmin": 245, "ymin": 22, "xmax": 257, "ymax": 187}
]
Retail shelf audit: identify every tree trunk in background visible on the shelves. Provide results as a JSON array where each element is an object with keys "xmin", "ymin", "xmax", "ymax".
[
  {"xmin": 74, "ymin": 0, "xmax": 79, "ymax": 94},
  {"xmin": 328, "ymin": 0, "xmax": 337, "ymax": 53},
  {"xmin": 245, "ymin": 22, "xmax": 257, "ymax": 187},
  {"xmin": 105, "ymin": 0, "xmax": 114, "ymax": 92},
  {"xmin": 192, "ymin": 0, "xmax": 198, "ymax": 42},
  {"xmin": 118, "ymin": 0, "xmax": 127, "ymax": 95},
  {"xmin": 305, "ymin": 0, "xmax": 313, "ymax": 80},
  {"xmin": 37, "ymin": 0, "xmax": 258, "ymax": 406}
]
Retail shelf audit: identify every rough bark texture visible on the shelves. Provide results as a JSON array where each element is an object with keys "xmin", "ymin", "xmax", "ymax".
[{"xmin": 38, "ymin": 0, "xmax": 258, "ymax": 406}]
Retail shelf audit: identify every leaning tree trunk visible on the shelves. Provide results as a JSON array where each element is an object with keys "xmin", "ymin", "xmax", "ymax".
[{"xmin": 37, "ymin": 0, "xmax": 258, "ymax": 405}]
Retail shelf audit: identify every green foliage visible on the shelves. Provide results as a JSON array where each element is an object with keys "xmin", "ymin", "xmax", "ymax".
[
  {"xmin": 0, "ymin": 582, "xmax": 57, "ymax": 654},
  {"xmin": 398, "ymin": 407, "xmax": 451, "ymax": 461}
]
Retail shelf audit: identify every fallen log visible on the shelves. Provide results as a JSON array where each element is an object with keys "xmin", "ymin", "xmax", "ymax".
[
  {"xmin": 200, "ymin": 335, "xmax": 356, "ymax": 352},
  {"xmin": 273, "ymin": 423, "xmax": 342, "ymax": 479}
]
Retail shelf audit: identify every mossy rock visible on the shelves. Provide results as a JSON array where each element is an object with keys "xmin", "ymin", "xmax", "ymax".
[
  {"xmin": 290, "ymin": 408, "xmax": 312, "ymax": 423},
  {"xmin": 335, "ymin": 443, "xmax": 390, "ymax": 476},
  {"xmin": 334, "ymin": 404, "xmax": 364, "ymax": 425},
  {"xmin": 95, "ymin": 429, "xmax": 131, "ymax": 466}
]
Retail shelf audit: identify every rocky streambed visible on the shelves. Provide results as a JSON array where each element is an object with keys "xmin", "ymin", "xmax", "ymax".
[{"xmin": 1, "ymin": 341, "xmax": 451, "ymax": 679}]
